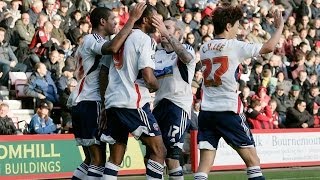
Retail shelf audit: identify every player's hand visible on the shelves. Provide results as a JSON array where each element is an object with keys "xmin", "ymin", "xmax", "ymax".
[
  {"xmin": 273, "ymin": 9, "xmax": 284, "ymax": 29},
  {"xmin": 273, "ymin": 120, "xmax": 279, "ymax": 126},
  {"xmin": 128, "ymin": 2, "xmax": 147, "ymax": 22},
  {"xmin": 151, "ymin": 15, "xmax": 169, "ymax": 38}
]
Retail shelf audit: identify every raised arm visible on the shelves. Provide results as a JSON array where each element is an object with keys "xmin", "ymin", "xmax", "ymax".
[
  {"xmin": 101, "ymin": 3, "xmax": 146, "ymax": 55},
  {"xmin": 259, "ymin": 10, "xmax": 284, "ymax": 54},
  {"xmin": 151, "ymin": 16, "xmax": 193, "ymax": 64}
]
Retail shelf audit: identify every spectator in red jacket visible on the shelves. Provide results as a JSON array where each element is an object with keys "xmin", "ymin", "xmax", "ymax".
[
  {"xmin": 246, "ymin": 99, "xmax": 273, "ymax": 129},
  {"xmin": 312, "ymin": 102, "xmax": 320, "ymax": 128},
  {"xmin": 269, "ymin": 99, "xmax": 280, "ymax": 129}
]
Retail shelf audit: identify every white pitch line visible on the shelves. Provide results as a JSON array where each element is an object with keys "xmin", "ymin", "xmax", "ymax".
[{"xmin": 270, "ymin": 177, "xmax": 320, "ymax": 180}]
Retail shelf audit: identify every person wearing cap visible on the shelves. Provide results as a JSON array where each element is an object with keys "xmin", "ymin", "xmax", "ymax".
[
  {"xmin": 271, "ymin": 84, "xmax": 291, "ymax": 124},
  {"xmin": 57, "ymin": 1, "xmax": 71, "ymax": 34},
  {"xmin": 29, "ymin": 102, "xmax": 60, "ymax": 134},
  {"xmin": 287, "ymin": 84, "xmax": 303, "ymax": 107},
  {"xmin": 56, "ymin": 66, "xmax": 75, "ymax": 94},
  {"xmin": 284, "ymin": 99, "xmax": 314, "ymax": 128},
  {"xmin": 51, "ymin": 14, "xmax": 67, "ymax": 45}
]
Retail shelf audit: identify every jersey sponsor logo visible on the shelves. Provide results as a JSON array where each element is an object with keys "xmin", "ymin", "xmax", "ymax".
[
  {"xmin": 154, "ymin": 66, "xmax": 173, "ymax": 78},
  {"xmin": 153, "ymin": 123, "xmax": 159, "ymax": 131}
]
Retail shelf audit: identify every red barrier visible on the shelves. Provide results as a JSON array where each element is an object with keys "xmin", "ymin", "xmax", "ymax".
[{"xmin": 190, "ymin": 130, "xmax": 198, "ymax": 172}]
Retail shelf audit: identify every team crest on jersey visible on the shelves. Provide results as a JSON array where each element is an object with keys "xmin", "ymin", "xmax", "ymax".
[{"xmin": 153, "ymin": 123, "xmax": 159, "ymax": 131}]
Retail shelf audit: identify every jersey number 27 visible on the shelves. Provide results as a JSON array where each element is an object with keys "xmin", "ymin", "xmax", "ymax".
[{"xmin": 202, "ymin": 56, "xmax": 228, "ymax": 87}]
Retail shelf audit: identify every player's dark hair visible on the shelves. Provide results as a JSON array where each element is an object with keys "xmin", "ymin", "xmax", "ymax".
[
  {"xmin": 90, "ymin": 7, "xmax": 112, "ymax": 29},
  {"xmin": 212, "ymin": 5, "xmax": 243, "ymax": 35},
  {"xmin": 135, "ymin": 4, "xmax": 156, "ymax": 26}
]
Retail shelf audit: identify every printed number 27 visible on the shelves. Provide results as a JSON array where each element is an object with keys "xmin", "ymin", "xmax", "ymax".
[{"xmin": 202, "ymin": 56, "xmax": 228, "ymax": 87}]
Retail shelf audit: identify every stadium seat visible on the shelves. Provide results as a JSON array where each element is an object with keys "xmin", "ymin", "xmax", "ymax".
[{"xmin": 8, "ymin": 72, "xmax": 28, "ymax": 91}]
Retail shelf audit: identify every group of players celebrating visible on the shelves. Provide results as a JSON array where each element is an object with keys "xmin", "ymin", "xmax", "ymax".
[{"xmin": 68, "ymin": 2, "xmax": 284, "ymax": 180}]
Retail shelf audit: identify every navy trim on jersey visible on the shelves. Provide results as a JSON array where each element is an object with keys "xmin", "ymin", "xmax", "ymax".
[{"xmin": 177, "ymin": 59, "xmax": 189, "ymax": 83}]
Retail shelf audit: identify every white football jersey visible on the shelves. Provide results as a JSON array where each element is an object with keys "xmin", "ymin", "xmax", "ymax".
[
  {"xmin": 105, "ymin": 29, "xmax": 156, "ymax": 109},
  {"xmin": 68, "ymin": 33, "xmax": 107, "ymax": 106},
  {"xmin": 200, "ymin": 39, "xmax": 262, "ymax": 113},
  {"xmin": 154, "ymin": 44, "xmax": 196, "ymax": 114}
]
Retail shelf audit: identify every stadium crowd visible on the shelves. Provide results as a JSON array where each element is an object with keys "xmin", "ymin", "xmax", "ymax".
[{"xmin": 0, "ymin": 0, "xmax": 319, "ymax": 136}]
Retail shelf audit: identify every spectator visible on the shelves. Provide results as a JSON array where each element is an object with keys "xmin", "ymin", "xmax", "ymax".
[
  {"xmin": 285, "ymin": 16, "xmax": 298, "ymax": 36},
  {"xmin": 59, "ymin": 78, "xmax": 77, "ymax": 133},
  {"xmin": 156, "ymin": 0, "xmax": 180, "ymax": 19},
  {"xmin": 246, "ymin": 23, "xmax": 271, "ymax": 44},
  {"xmin": 43, "ymin": 0, "xmax": 57, "ymax": 21},
  {"xmin": 29, "ymin": 21, "xmax": 59, "ymax": 63},
  {"xmin": 297, "ymin": 16, "xmax": 311, "ymax": 32},
  {"xmin": 24, "ymin": 62, "xmax": 59, "ymax": 110},
  {"xmin": 27, "ymin": 0, "xmax": 43, "ymax": 26},
  {"xmin": 285, "ymin": 99, "xmax": 314, "ymax": 128},
  {"xmin": 8, "ymin": 0, "xmax": 21, "ymax": 28},
  {"xmin": 304, "ymin": 86, "xmax": 320, "ymax": 112},
  {"xmin": 68, "ymin": 19, "xmax": 90, "ymax": 45},
  {"xmin": 57, "ymin": 1, "xmax": 71, "ymax": 34},
  {"xmin": 183, "ymin": 11, "xmax": 198, "ymax": 30},
  {"xmin": 312, "ymin": 102, "xmax": 320, "ymax": 127},
  {"xmin": 261, "ymin": 13, "xmax": 276, "ymax": 35},
  {"xmin": 29, "ymin": 102, "xmax": 60, "ymax": 134},
  {"xmin": 0, "ymin": 27, "xmax": 27, "ymax": 87},
  {"xmin": 252, "ymin": 86, "xmax": 271, "ymax": 107},
  {"xmin": 56, "ymin": 66, "xmax": 74, "ymax": 94},
  {"xmin": 239, "ymin": 86, "xmax": 252, "ymax": 112},
  {"xmin": 15, "ymin": 13, "xmax": 35, "ymax": 47},
  {"xmin": 246, "ymin": 99, "xmax": 273, "ymax": 129},
  {"xmin": 51, "ymin": 14, "xmax": 67, "ymax": 45},
  {"xmin": 0, "ymin": 103, "xmax": 18, "ymax": 135},
  {"xmin": 269, "ymin": 99, "xmax": 280, "ymax": 128},
  {"xmin": 292, "ymin": 70, "xmax": 311, "ymax": 97},
  {"xmin": 311, "ymin": 0, "xmax": 320, "ymax": 19},
  {"xmin": 272, "ymin": 84, "xmax": 291, "ymax": 124},
  {"xmin": 75, "ymin": 0, "xmax": 92, "ymax": 16},
  {"xmin": 43, "ymin": 49, "xmax": 61, "ymax": 81},
  {"xmin": 248, "ymin": 62, "xmax": 263, "ymax": 92}
]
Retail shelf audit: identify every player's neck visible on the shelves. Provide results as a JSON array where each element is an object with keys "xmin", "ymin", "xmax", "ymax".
[
  {"xmin": 215, "ymin": 32, "xmax": 229, "ymax": 39},
  {"xmin": 133, "ymin": 24, "xmax": 147, "ymax": 34}
]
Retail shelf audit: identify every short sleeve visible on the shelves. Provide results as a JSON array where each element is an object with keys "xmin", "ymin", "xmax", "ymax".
[
  {"xmin": 88, "ymin": 35, "xmax": 108, "ymax": 55},
  {"xmin": 137, "ymin": 36, "xmax": 156, "ymax": 70},
  {"xmin": 183, "ymin": 44, "xmax": 196, "ymax": 64},
  {"xmin": 234, "ymin": 40, "xmax": 262, "ymax": 63}
]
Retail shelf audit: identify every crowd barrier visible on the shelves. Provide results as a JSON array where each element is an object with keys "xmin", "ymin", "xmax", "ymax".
[{"xmin": 1, "ymin": 129, "xmax": 320, "ymax": 179}]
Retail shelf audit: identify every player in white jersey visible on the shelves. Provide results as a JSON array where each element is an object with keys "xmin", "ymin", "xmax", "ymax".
[
  {"xmin": 150, "ymin": 17, "xmax": 196, "ymax": 180},
  {"xmin": 101, "ymin": 4, "xmax": 167, "ymax": 180},
  {"xmin": 68, "ymin": 4, "xmax": 146, "ymax": 180},
  {"xmin": 194, "ymin": 5, "xmax": 284, "ymax": 180}
]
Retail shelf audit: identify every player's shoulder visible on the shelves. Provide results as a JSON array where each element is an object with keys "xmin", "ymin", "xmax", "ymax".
[{"xmin": 83, "ymin": 34, "xmax": 105, "ymax": 44}]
